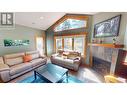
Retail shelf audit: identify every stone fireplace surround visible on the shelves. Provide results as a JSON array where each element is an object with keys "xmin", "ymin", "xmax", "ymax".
[
  {"xmin": 92, "ymin": 48, "xmax": 127, "ymax": 79},
  {"xmin": 89, "ymin": 44, "xmax": 124, "ymax": 77}
]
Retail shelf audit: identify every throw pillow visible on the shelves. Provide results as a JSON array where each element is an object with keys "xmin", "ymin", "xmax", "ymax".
[
  {"xmin": 58, "ymin": 49, "xmax": 64, "ymax": 55},
  {"xmin": 23, "ymin": 55, "xmax": 32, "ymax": 63}
]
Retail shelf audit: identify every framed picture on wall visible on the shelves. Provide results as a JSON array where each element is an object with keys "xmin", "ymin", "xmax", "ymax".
[
  {"xmin": 4, "ymin": 39, "xmax": 30, "ymax": 47},
  {"xmin": 94, "ymin": 15, "xmax": 121, "ymax": 38}
]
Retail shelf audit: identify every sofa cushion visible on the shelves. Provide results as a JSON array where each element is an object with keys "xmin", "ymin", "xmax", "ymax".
[
  {"xmin": 0, "ymin": 63, "xmax": 10, "ymax": 71},
  {"xmin": 67, "ymin": 54, "xmax": 78, "ymax": 60},
  {"xmin": 4, "ymin": 53, "xmax": 25, "ymax": 66},
  {"xmin": 10, "ymin": 63, "xmax": 32, "ymax": 75},
  {"xmin": 31, "ymin": 54, "xmax": 39, "ymax": 60},
  {"xmin": 52, "ymin": 56, "xmax": 74, "ymax": 66},
  {"xmin": 30, "ymin": 58, "xmax": 46, "ymax": 67},
  {"xmin": 51, "ymin": 54, "xmax": 81, "ymax": 71},
  {"xmin": 4, "ymin": 53, "xmax": 25, "ymax": 59},
  {"xmin": 25, "ymin": 51, "xmax": 40, "ymax": 60},
  {"xmin": 69, "ymin": 51, "xmax": 81, "ymax": 56},
  {"xmin": 6, "ymin": 57, "xmax": 23, "ymax": 66}
]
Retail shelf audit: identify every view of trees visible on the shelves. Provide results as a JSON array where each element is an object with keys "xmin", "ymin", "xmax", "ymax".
[{"xmin": 55, "ymin": 19, "xmax": 86, "ymax": 32}]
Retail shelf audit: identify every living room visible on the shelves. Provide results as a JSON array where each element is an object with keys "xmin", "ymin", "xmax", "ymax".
[{"xmin": 0, "ymin": 12, "xmax": 127, "ymax": 83}]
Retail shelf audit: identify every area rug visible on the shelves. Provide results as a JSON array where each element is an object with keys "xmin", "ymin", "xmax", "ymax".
[{"xmin": 18, "ymin": 75, "xmax": 83, "ymax": 83}]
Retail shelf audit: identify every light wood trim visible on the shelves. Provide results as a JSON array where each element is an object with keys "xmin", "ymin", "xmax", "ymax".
[
  {"xmin": 72, "ymin": 38, "xmax": 74, "ymax": 50},
  {"xmin": 54, "ymin": 32, "xmax": 88, "ymax": 37},
  {"xmin": 88, "ymin": 43, "xmax": 124, "ymax": 48},
  {"xmin": 62, "ymin": 38, "xmax": 64, "ymax": 49},
  {"xmin": 52, "ymin": 14, "xmax": 89, "ymax": 30},
  {"xmin": 54, "ymin": 36, "xmax": 56, "ymax": 52},
  {"xmin": 84, "ymin": 35, "xmax": 87, "ymax": 59},
  {"xmin": 52, "ymin": 15, "xmax": 67, "ymax": 29}
]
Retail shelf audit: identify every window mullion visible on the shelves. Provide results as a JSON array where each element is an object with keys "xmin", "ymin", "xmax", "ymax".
[
  {"xmin": 62, "ymin": 38, "xmax": 64, "ymax": 50},
  {"xmin": 72, "ymin": 37, "xmax": 74, "ymax": 50}
]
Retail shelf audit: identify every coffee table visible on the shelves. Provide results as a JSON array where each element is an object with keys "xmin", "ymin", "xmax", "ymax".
[{"xmin": 34, "ymin": 63, "xmax": 68, "ymax": 83}]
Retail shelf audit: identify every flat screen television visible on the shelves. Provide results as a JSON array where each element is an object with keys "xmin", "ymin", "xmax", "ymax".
[
  {"xmin": 115, "ymin": 49, "xmax": 127, "ymax": 79},
  {"xmin": 94, "ymin": 15, "xmax": 121, "ymax": 38}
]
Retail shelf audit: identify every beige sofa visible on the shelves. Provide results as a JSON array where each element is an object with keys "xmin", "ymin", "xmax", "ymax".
[
  {"xmin": 51, "ymin": 50, "xmax": 81, "ymax": 71},
  {"xmin": 0, "ymin": 51, "xmax": 47, "ymax": 82}
]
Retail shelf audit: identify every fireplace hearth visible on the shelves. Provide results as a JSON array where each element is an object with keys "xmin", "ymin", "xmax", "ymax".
[{"xmin": 92, "ymin": 57, "xmax": 111, "ymax": 76}]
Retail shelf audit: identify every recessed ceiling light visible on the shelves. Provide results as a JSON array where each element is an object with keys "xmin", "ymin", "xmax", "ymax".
[
  {"xmin": 40, "ymin": 16, "xmax": 44, "ymax": 19},
  {"xmin": 32, "ymin": 22, "xmax": 35, "ymax": 24}
]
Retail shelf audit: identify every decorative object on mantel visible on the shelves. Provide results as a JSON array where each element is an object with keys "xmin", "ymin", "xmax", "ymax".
[
  {"xmin": 4, "ymin": 39, "xmax": 30, "ymax": 47},
  {"xmin": 92, "ymin": 38, "xmax": 104, "ymax": 44},
  {"xmin": 113, "ymin": 37, "xmax": 116, "ymax": 44},
  {"xmin": 94, "ymin": 15, "xmax": 121, "ymax": 38}
]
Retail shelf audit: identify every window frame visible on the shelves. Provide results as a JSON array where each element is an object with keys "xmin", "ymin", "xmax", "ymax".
[
  {"xmin": 74, "ymin": 36, "xmax": 85, "ymax": 55},
  {"xmin": 64, "ymin": 37, "xmax": 73, "ymax": 51},
  {"xmin": 53, "ymin": 15, "xmax": 89, "ymax": 32},
  {"xmin": 55, "ymin": 37, "xmax": 63, "ymax": 52},
  {"xmin": 54, "ymin": 32, "xmax": 88, "ymax": 57}
]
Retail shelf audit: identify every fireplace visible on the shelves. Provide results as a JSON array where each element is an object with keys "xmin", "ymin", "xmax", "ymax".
[
  {"xmin": 88, "ymin": 43, "xmax": 124, "ymax": 77},
  {"xmin": 92, "ymin": 57, "xmax": 111, "ymax": 76}
]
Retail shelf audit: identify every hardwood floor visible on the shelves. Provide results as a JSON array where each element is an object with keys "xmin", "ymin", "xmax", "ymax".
[
  {"xmin": 69, "ymin": 64, "xmax": 104, "ymax": 83},
  {"xmin": 8, "ymin": 63, "xmax": 104, "ymax": 83}
]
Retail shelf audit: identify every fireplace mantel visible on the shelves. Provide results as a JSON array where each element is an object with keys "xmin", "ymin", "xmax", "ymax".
[
  {"xmin": 88, "ymin": 43, "xmax": 124, "ymax": 75},
  {"xmin": 88, "ymin": 43, "xmax": 124, "ymax": 48}
]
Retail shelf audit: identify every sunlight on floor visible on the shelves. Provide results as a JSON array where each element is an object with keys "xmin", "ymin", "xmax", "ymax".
[{"xmin": 82, "ymin": 68, "xmax": 103, "ymax": 83}]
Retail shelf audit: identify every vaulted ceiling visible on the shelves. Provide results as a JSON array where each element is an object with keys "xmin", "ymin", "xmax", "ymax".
[{"xmin": 15, "ymin": 12, "xmax": 97, "ymax": 30}]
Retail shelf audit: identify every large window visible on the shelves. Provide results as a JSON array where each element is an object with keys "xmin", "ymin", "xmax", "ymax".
[
  {"xmin": 54, "ymin": 19, "xmax": 87, "ymax": 32},
  {"xmin": 53, "ymin": 15, "xmax": 89, "ymax": 32},
  {"xmin": 54, "ymin": 34, "xmax": 86, "ymax": 56},
  {"xmin": 74, "ymin": 37, "xmax": 84, "ymax": 55},
  {"xmin": 64, "ymin": 37, "xmax": 72, "ymax": 51}
]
